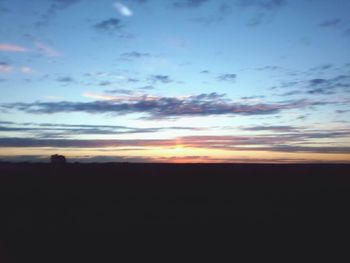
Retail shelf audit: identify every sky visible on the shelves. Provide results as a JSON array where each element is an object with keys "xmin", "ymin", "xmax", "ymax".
[{"xmin": 0, "ymin": 0, "xmax": 350, "ymax": 163}]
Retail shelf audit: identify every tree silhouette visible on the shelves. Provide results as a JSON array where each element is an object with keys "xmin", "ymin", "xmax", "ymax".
[{"xmin": 50, "ymin": 154, "xmax": 67, "ymax": 164}]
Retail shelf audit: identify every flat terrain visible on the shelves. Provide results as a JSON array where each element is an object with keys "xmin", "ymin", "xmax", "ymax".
[{"xmin": 1, "ymin": 163, "xmax": 350, "ymax": 261}]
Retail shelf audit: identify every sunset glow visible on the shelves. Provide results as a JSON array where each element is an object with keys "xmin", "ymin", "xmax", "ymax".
[{"xmin": 0, "ymin": 0, "xmax": 350, "ymax": 163}]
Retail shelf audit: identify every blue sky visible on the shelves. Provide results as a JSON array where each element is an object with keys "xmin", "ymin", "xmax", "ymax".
[{"xmin": 0, "ymin": 0, "xmax": 350, "ymax": 162}]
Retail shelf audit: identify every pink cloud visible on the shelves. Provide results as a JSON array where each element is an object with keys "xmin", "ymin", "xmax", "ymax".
[
  {"xmin": 0, "ymin": 64, "xmax": 13, "ymax": 73},
  {"xmin": 0, "ymin": 43, "xmax": 27, "ymax": 52}
]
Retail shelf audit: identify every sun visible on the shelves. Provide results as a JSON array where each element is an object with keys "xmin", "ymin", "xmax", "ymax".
[{"xmin": 174, "ymin": 145, "xmax": 185, "ymax": 153}]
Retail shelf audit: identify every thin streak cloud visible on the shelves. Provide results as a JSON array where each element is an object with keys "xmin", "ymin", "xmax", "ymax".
[
  {"xmin": 114, "ymin": 2, "xmax": 133, "ymax": 17},
  {"xmin": 0, "ymin": 43, "xmax": 27, "ymax": 52},
  {"xmin": 35, "ymin": 42, "xmax": 61, "ymax": 57}
]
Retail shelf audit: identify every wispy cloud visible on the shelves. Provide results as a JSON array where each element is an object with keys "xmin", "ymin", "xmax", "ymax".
[
  {"xmin": 130, "ymin": 0, "xmax": 148, "ymax": 3},
  {"xmin": 237, "ymin": 0, "xmax": 287, "ymax": 11},
  {"xmin": 36, "ymin": 0, "xmax": 81, "ymax": 26},
  {"xmin": 35, "ymin": 42, "xmax": 61, "ymax": 57},
  {"xmin": 217, "ymin": 73, "xmax": 237, "ymax": 82},
  {"xmin": 242, "ymin": 125, "xmax": 297, "ymax": 132},
  {"xmin": 0, "ymin": 62, "xmax": 13, "ymax": 73},
  {"xmin": 277, "ymin": 70, "xmax": 350, "ymax": 95},
  {"xmin": 0, "ymin": 120, "xmax": 201, "ymax": 139},
  {"xmin": 20, "ymin": 67, "xmax": 34, "ymax": 74},
  {"xmin": 149, "ymin": 75, "xmax": 174, "ymax": 84},
  {"xmin": 0, "ymin": 6, "xmax": 10, "ymax": 15},
  {"xmin": 1, "ymin": 134, "xmax": 350, "ymax": 155},
  {"xmin": 0, "ymin": 62, "xmax": 34, "ymax": 74},
  {"xmin": 0, "ymin": 43, "xmax": 27, "ymax": 52},
  {"xmin": 94, "ymin": 18, "xmax": 123, "ymax": 32},
  {"xmin": 319, "ymin": 19, "xmax": 342, "ymax": 28},
  {"xmin": 173, "ymin": 0, "xmax": 209, "ymax": 8},
  {"xmin": 114, "ymin": 2, "xmax": 133, "ymax": 17},
  {"xmin": 56, "ymin": 76, "xmax": 74, "ymax": 83},
  {"xmin": 121, "ymin": 51, "xmax": 150, "ymax": 59},
  {"xmin": 105, "ymin": 89, "xmax": 135, "ymax": 95},
  {"xmin": 308, "ymin": 75, "xmax": 350, "ymax": 94},
  {"xmin": 0, "ymin": 93, "xmax": 328, "ymax": 119},
  {"xmin": 236, "ymin": 0, "xmax": 288, "ymax": 26},
  {"xmin": 310, "ymin": 64, "xmax": 333, "ymax": 71}
]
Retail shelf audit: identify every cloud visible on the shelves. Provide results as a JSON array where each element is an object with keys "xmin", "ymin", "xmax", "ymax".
[
  {"xmin": 176, "ymin": 132, "xmax": 350, "ymax": 153},
  {"xmin": 105, "ymin": 89, "xmax": 135, "ymax": 95},
  {"xmin": 35, "ymin": 42, "xmax": 61, "ymax": 57},
  {"xmin": 219, "ymin": 2, "xmax": 232, "ymax": 14},
  {"xmin": 82, "ymin": 92, "xmax": 121, "ymax": 101},
  {"xmin": 236, "ymin": 0, "xmax": 288, "ymax": 26},
  {"xmin": 114, "ymin": 2, "xmax": 133, "ymax": 17},
  {"xmin": 242, "ymin": 125, "xmax": 297, "ymax": 132},
  {"xmin": 0, "ymin": 62, "xmax": 13, "ymax": 73},
  {"xmin": 0, "ymin": 154, "xmax": 156, "ymax": 163},
  {"xmin": 98, "ymin": 81, "xmax": 112, "ymax": 86},
  {"xmin": 20, "ymin": 67, "xmax": 34, "ymax": 74},
  {"xmin": 336, "ymin": 110, "xmax": 350, "ymax": 114},
  {"xmin": 0, "ymin": 43, "xmax": 27, "ymax": 52},
  {"xmin": 309, "ymin": 78, "xmax": 327, "ymax": 86},
  {"xmin": 0, "ymin": 63, "xmax": 34, "ymax": 74},
  {"xmin": 255, "ymin": 145, "xmax": 350, "ymax": 154},
  {"xmin": 310, "ymin": 64, "xmax": 333, "ymax": 71},
  {"xmin": 0, "ymin": 124, "xmax": 153, "ymax": 137},
  {"xmin": 0, "ymin": 121, "xmax": 201, "ymax": 139},
  {"xmin": 241, "ymin": 95, "xmax": 265, "ymax": 100},
  {"xmin": 1, "ymin": 134, "xmax": 350, "ymax": 154},
  {"xmin": 0, "ymin": 121, "xmax": 15, "ymax": 125},
  {"xmin": 0, "ymin": 137, "xmax": 169, "ymax": 148},
  {"xmin": 319, "ymin": 19, "xmax": 342, "ymax": 28},
  {"xmin": 173, "ymin": 0, "xmax": 209, "ymax": 8},
  {"xmin": 139, "ymin": 85, "xmax": 155, "ymax": 90},
  {"xmin": 149, "ymin": 75, "xmax": 174, "ymax": 84},
  {"xmin": 307, "ymin": 75, "xmax": 350, "ymax": 94},
  {"xmin": 0, "ymin": 155, "xmax": 48, "ymax": 163},
  {"xmin": 192, "ymin": 16, "xmax": 224, "ymax": 26},
  {"xmin": 237, "ymin": 0, "xmax": 287, "ymax": 10},
  {"xmin": 129, "ymin": 0, "xmax": 148, "ymax": 3},
  {"xmin": 191, "ymin": 2, "xmax": 232, "ymax": 26},
  {"xmin": 277, "ymin": 72, "xmax": 350, "ymax": 95},
  {"xmin": 344, "ymin": 28, "xmax": 350, "ymax": 37},
  {"xmin": 254, "ymin": 65, "xmax": 280, "ymax": 71},
  {"xmin": 94, "ymin": 18, "xmax": 123, "ymax": 32},
  {"xmin": 69, "ymin": 155, "xmax": 155, "ymax": 163},
  {"xmin": 127, "ymin": 78, "xmax": 140, "ymax": 83},
  {"xmin": 1, "ymin": 92, "xmax": 325, "ymax": 119},
  {"xmin": 37, "ymin": 0, "xmax": 81, "ymax": 26},
  {"xmin": 51, "ymin": 0, "xmax": 81, "ymax": 9},
  {"xmin": 0, "ymin": 6, "xmax": 11, "ymax": 15},
  {"xmin": 57, "ymin": 76, "xmax": 74, "ymax": 83},
  {"xmin": 2, "ymin": 154, "xmax": 346, "ymax": 163},
  {"xmin": 121, "ymin": 51, "xmax": 150, "ymax": 59},
  {"xmin": 217, "ymin": 74, "xmax": 237, "ymax": 82},
  {"xmin": 1, "ymin": 120, "xmax": 349, "ymax": 157}
]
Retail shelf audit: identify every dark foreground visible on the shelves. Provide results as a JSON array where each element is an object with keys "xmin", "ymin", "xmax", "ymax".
[{"xmin": 1, "ymin": 163, "xmax": 350, "ymax": 261}]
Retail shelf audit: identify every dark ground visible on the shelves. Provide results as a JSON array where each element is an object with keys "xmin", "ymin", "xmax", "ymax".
[{"xmin": 0, "ymin": 163, "xmax": 350, "ymax": 262}]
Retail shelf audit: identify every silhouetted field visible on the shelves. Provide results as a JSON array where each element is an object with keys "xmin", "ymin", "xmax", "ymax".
[{"xmin": 1, "ymin": 163, "xmax": 350, "ymax": 261}]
